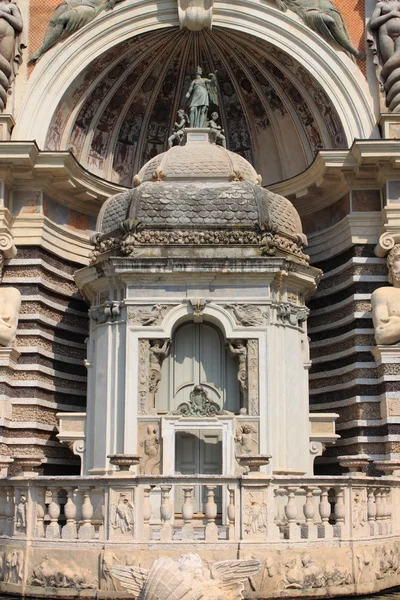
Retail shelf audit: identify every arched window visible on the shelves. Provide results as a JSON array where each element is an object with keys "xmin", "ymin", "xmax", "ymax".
[{"xmin": 157, "ymin": 322, "xmax": 240, "ymax": 413}]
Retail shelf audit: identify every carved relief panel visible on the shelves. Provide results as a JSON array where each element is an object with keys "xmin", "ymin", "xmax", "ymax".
[
  {"xmin": 109, "ymin": 489, "xmax": 135, "ymax": 540},
  {"xmin": 137, "ymin": 421, "xmax": 161, "ymax": 474}
]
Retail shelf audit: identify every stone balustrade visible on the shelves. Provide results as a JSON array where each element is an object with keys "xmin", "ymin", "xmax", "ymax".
[{"xmin": 0, "ymin": 474, "xmax": 398, "ymax": 545}]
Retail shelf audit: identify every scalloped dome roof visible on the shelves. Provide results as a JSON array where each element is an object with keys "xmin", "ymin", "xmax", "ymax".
[{"xmin": 135, "ymin": 141, "xmax": 260, "ymax": 185}]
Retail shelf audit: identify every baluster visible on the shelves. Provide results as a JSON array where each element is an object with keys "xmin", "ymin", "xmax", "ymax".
[
  {"xmin": 318, "ymin": 486, "xmax": 333, "ymax": 539},
  {"xmin": 62, "ymin": 488, "xmax": 77, "ymax": 539},
  {"xmin": 98, "ymin": 500, "xmax": 105, "ymax": 540},
  {"xmin": 227, "ymin": 486, "xmax": 236, "ymax": 540},
  {"xmin": 78, "ymin": 488, "xmax": 95, "ymax": 539},
  {"xmin": 333, "ymin": 486, "xmax": 345, "ymax": 538},
  {"xmin": 381, "ymin": 487, "xmax": 390, "ymax": 534},
  {"xmin": 46, "ymin": 488, "xmax": 61, "ymax": 539},
  {"xmin": 0, "ymin": 487, "xmax": 6, "ymax": 535},
  {"xmin": 284, "ymin": 487, "xmax": 300, "ymax": 540},
  {"xmin": 160, "ymin": 485, "xmax": 173, "ymax": 542},
  {"xmin": 385, "ymin": 487, "xmax": 392, "ymax": 534},
  {"xmin": 205, "ymin": 485, "xmax": 218, "ymax": 542},
  {"xmin": 34, "ymin": 488, "xmax": 46, "ymax": 538},
  {"xmin": 181, "ymin": 486, "xmax": 194, "ymax": 540},
  {"xmin": 375, "ymin": 488, "xmax": 384, "ymax": 535},
  {"xmin": 142, "ymin": 487, "xmax": 153, "ymax": 541},
  {"xmin": 367, "ymin": 487, "xmax": 377, "ymax": 536},
  {"xmin": 302, "ymin": 486, "xmax": 317, "ymax": 539}
]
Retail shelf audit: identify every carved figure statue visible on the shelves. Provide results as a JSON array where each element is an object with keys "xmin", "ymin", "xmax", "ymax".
[
  {"xmin": 175, "ymin": 384, "xmax": 222, "ymax": 416},
  {"xmin": 369, "ymin": 0, "xmax": 400, "ymax": 112},
  {"xmin": 227, "ymin": 340, "xmax": 248, "ymax": 394},
  {"xmin": 235, "ymin": 423, "xmax": 257, "ymax": 454},
  {"xmin": 168, "ymin": 109, "xmax": 188, "ymax": 148},
  {"xmin": 0, "ymin": 287, "xmax": 21, "ymax": 346},
  {"xmin": 110, "ymin": 493, "xmax": 134, "ymax": 534},
  {"xmin": 185, "ymin": 66, "xmax": 218, "ymax": 127},
  {"xmin": 208, "ymin": 112, "xmax": 226, "ymax": 147},
  {"xmin": 149, "ymin": 339, "xmax": 170, "ymax": 408},
  {"xmin": 15, "ymin": 494, "xmax": 27, "ymax": 531},
  {"xmin": 274, "ymin": 0, "xmax": 364, "ymax": 59},
  {"xmin": 111, "ymin": 553, "xmax": 261, "ymax": 600},
  {"xmin": 139, "ymin": 424, "xmax": 160, "ymax": 474},
  {"xmin": 0, "ymin": 0, "xmax": 23, "ymax": 111},
  {"xmin": 371, "ymin": 244, "xmax": 400, "ymax": 344},
  {"xmin": 28, "ymin": 0, "xmax": 125, "ymax": 65}
]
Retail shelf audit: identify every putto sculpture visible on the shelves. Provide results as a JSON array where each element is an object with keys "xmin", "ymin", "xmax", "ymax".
[
  {"xmin": 273, "ymin": 0, "xmax": 364, "ymax": 59},
  {"xmin": 111, "ymin": 553, "xmax": 261, "ymax": 600},
  {"xmin": 369, "ymin": 0, "xmax": 400, "ymax": 112},
  {"xmin": 185, "ymin": 66, "xmax": 218, "ymax": 127},
  {"xmin": 0, "ymin": 0, "xmax": 24, "ymax": 110},
  {"xmin": 208, "ymin": 111, "xmax": 226, "ymax": 147},
  {"xmin": 168, "ymin": 109, "xmax": 188, "ymax": 148},
  {"xmin": 372, "ymin": 243, "xmax": 400, "ymax": 344}
]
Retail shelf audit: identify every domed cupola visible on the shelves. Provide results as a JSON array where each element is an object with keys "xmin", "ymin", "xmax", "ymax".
[{"xmin": 91, "ymin": 129, "xmax": 308, "ymax": 264}]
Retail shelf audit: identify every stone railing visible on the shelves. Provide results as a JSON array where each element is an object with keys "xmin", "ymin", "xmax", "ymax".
[{"xmin": 0, "ymin": 474, "xmax": 398, "ymax": 545}]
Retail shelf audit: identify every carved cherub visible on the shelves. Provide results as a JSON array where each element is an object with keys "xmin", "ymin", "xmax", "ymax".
[
  {"xmin": 168, "ymin": 109, "xmax": 188, "ymax": 148},
  {"xmin": 111, "ymin": 494, "xmax": 134, "ymax": 534},
  {"xmin": 235, "ymin": 423, "xmax": 257, "ymax": 454},
  {"xmin": 139, "ymin": 424, "xmax": 160, "ymax": 474},
  {"xmin": 111, "ymin": 553, "xmax": 261, "ymax": 600},
  {"xmin": 208, "ymin": 111, "xmax": 226, "ymax": 148}
]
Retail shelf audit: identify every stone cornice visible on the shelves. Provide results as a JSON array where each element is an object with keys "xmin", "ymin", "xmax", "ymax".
[{"xmin": 0, "ymin": 142, "xmax": 125, "ymax": 214}]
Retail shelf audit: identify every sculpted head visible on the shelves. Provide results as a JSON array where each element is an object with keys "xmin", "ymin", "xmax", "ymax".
[{"xmin": 387, "ymin": 244, "xmax": 400, "ymax": 286}]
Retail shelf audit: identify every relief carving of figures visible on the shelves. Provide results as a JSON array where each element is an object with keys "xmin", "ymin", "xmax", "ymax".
[
  {"xmin": 3, "ymin": 550, "xmax": 24, "ymax": 583},
  {"xmin": 185, "ymin": 66, "xmax": 218, "ymax": 127},
  {"xmin": 15, "ymin": 493, "xmax": 27, "ymax": 532},
  {"xmin": 28, "ymin": 0, "xmax": 126, "ymax": 65},
  {"xmin": 139, "ymin": 424, "xmax": 160, "ymax": 474},
  {"xmin": 352, "ymin": 489, "xmax": 367, "ymax": 534},
  {"xmin": 283, "ymin": 553, "xmax": 352, "ymax": 589},
  {"xmin": 111, "ymin": 553, "xmax": 260, "ymax": 600},
  {"xmin": 235, "ymin": 423, "xmax": 258, "ymax": 455},
  {"xmin": 149, "ymin": 339, "xmax": 170, "ymax": 409},
  {"xmin": 227, "ymin": 340, "xmax": 248, "ymax": 397},
  {"xmin": 175, "ymin": 384, "xmax": 223, "ymax": 416},
  {"xmin": 110, "ymin": 493, "xmax": 134, "ymax": 535},
  {"xmin": 138, "ymin": 339, "xmax": 152, "ymax": 415},
  {"xmin": 0, "ymin": 0, "xmax": 24, "ymax": 111},
  {"xmin": 225, "ymin": 303, "xmax": 268, "ymax": 327},
  {"xmin": 31, "ymin": 556, "xmax": 96, "ymax": 588},
  {"xmin": 369, "ymin": 0, "xmax": 400, "ymax": 112},
  {"xmin": 243, "ymin": 492, "xmax": 267, "ymax": 536},
  {"xmin": 129, "ymin": 304, "xmax": 171, "ymax": 326},
  {"xmin": 0, "ymin": 287, "xmax": 21, "ymax": 347},
  {"xmin": 372, "ymin": 244, "xmax": 400, "ymax": 343},
  {"xmin": 273, "ymin": 0, "xmax": 364, "ymax": 59}
]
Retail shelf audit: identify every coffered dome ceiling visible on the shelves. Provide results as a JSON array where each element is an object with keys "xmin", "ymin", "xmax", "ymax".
[{"xmin": 46, "ymin": 27, "xmax": 346, "ymax": 187}]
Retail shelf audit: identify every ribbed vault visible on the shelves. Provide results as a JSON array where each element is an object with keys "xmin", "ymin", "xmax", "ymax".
[{"xmin": 45, "ymin": 27, "xmax": 346, "ymax": 186}]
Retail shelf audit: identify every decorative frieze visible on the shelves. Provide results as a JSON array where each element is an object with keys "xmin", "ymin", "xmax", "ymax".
[
  {"xmin": 128, "ymin": 304, "xmax": 173, "ymax": 326},
  {"xmin": 224, "ymin": 303, "xmax": 269, "ymax": 327},
  {"xmin": 247, "ymin": 339, "xmax": 259, "ymax": 416}
]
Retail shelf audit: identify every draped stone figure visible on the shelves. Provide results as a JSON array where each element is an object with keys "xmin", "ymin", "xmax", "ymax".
[
  {"xmin": 29, "ymin": 0, "xmax": 124, "ymax": 65},
  {"xmin": 274, "ymin": 0, "xmax": 364, "ymax": 59},
  {"xmin": 185, "ymin": 66, "xmax": 218, "ymax": 127},
  {"xmin": 369, "ymin": 0, "xmax": 400, "ymax": 112},
  {"xmin": 371, "ymin": 244, "xmax": 400, "ymax": 344},
  {"xmin": 0, "ymin": 0, "xmax": 24, "ymax": 111}
]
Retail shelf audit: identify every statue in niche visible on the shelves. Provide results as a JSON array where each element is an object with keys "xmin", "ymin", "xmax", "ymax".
[
  {"xmin": 110, "ymin": 493, "xmax": 134, "ymax": 534},
  {"xmin": 139, "ymin": 424, "xmax": 160, "ymax": 474},
  {"xmin": 175, "ymin": 384, "xmax": 223, "ymax": 416},
  {"xmin": 148, "ymin": 339, "xmax": 170, "ymax": 409},
  {"xmin": 273, "ymin": 0, "xmax": 364, "ymax": 59},
  {"xmin": 185, "ymin": 66, "xmax": 218, "ymax": 127},
  {"xmin": 15, "ymin": 493, "xmax": 27, "ymax": 531},
  {"xmin": 227, "ymin": 340, "xmax": 248, "ymax": 395},
  {"xmin": 235, "ymin": 423, "xmax": 257, "ymax": 455},
  {"xmin": 28, "ymin": 0, "xmax": 126, "ymax": 65},
  {"xmin": 168, "ymin": 109, "xmax": 188, "ymax": 148},
  {"xmin": 208, "ymin": 112, "xmax": 226, "ymax": 147},
  {"xmin": 0, "ymin": 287, "xmax": 21, "ymax": 347},
  {"xmin": 369, "ymin": 0, "xmax": 400, "ymax": 112},
  {"xmin": 371, "ymin": 244, "xmax": 400, "ymax": 344},
  {"xmin": 0, "ymin": 0, "xmax": 24, "ymax": 111}
]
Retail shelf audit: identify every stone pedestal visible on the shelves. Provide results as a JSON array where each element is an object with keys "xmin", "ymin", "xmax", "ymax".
[
  {"xmin": 0, "ymin": 115, "xmax": 15, "ymax": 141},
  {"xmin": 379, "ymin": 114, "xmax": 400, "ymax": 139},
  {"xmin": 372, "ymin": 346, "xmax": 400, "ymax": 422}
]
